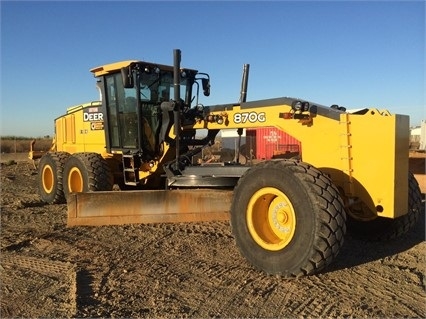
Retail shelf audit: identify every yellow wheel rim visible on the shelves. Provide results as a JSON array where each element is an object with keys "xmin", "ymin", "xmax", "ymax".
[
  {"xmin": 42, "ymin": 165, "xmax": 54, "ymax": 193},
  {"xmin": 68, "ymin": 167, "xmax": 84, "ymax": 193},
  {"xmin": 247, "ymin": 187, "xmax": 296, "ymax": 251}
]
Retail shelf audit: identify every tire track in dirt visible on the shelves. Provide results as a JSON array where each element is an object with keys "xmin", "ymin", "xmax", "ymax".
[
  {"xmin": 110, "ymin": 222, "xmax": 299, "ymax": 317},
  {"xmin": 1, "ymin": 161, "xmax": 425, "ymax": 318},
  {"xmin": 286, "ymin": 261, "xmax": 426, "ymax": 318},
  {"xmin": 137, "ymin": 220, "xmax": 426, "ymax": 318},
  {"xmin": 348, "ymin": 264, "xmax": 425, "ymax": 317},
  {"xmin": 0, "ymin": 254, "xmax": 76, "ymax": 318},
  {"xmin": 69, "ymin": 220, "xmax": 426, "ymax": 318}
]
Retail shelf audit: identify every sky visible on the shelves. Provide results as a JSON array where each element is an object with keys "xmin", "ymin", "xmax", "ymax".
[{"xmin": 1, "ymin": 0, "xmax": 425, "ymax": 137}]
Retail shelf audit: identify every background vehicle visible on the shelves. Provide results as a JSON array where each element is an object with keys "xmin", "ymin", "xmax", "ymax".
[{"xmin": 33, "ymin": 49, "xmax": 422, "ymax": 277}]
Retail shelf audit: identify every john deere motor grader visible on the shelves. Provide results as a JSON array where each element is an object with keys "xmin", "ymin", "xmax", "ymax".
[{"xmin": 34, "ymin": 49, "xmax": 422, "ymax": 277}]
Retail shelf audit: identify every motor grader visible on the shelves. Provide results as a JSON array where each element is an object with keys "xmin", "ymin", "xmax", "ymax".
[{"xmin": 33, "ymin": 49, "xmax": 422, "ymax": 277}]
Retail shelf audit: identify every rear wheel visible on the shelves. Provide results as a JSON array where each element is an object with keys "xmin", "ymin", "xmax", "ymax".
[
  {"xmin": 347, "ymin": 172, "xmax": 422, "ymax": 241},
  {"xmin": 231, "ymin": 160, "xmax": 347, "ymax": 277},
  {"xmin": 38, "ymin": 152, "xmax": 70, "ymax": 204},
  {"xmin": 63, "ymin": 153, "xmax": 113, "ymax": 198}
]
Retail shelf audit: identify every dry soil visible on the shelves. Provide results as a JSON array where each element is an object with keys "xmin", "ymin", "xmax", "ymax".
[{"xmin": 0, "ymin": 155, "xmax": 425, "ymax": 318}]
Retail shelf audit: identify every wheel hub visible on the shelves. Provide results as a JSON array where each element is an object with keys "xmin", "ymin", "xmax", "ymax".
[
  {"xmin": 270, "ymin": 199, "xmax": 292, "ymax": 234},
  {"xmin": 247, "ymin": 187, "xmax": 296, "ymax": 251},
  {"xmin": 68, "ymin": 167, "xmax": 83, "ymax": 193},
  {"xmin": 42, "ymin": 165, "xmax": 54, "ymax": 193}
]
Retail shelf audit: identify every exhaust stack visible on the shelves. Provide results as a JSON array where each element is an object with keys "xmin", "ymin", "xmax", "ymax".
[
  {"xmin": 239, "ymin": 64, "xmax": 250, "ymax": 103},
  {"xmin": 173, "ymin": 49, "xmax": 181, "ymax": 166},
  {"xmin": 236, "ymin": 64, "xmax": 250, "ymax": 163}
]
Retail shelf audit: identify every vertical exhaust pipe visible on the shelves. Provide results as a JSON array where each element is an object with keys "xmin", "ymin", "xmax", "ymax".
[
  {"xmin": 173, "ymin": 49, "xmax": 181, "ymax": 166},
  {"xmin": 236, "ymin": 64, "xmax": 250, "ymax": 163},
  {"xmin": 239, "ymin": 64, "xmax": 250, "ymax": 103}
]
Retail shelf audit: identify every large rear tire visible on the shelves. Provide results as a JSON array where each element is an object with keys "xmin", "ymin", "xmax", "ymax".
[
  {"xmin": 347, "ymin": 172, "xmax": 422, "ymax": 241},
  {"xmin": 231, "ymin": 160, "xmax": 347, "ymax": 277},
  {"xmin": 38, "ymin": 152, "xmax": 70, "ymax": 204},
  {"xmin": 63, "ymin": 153, "xmax": 113, "ymax": 199}
]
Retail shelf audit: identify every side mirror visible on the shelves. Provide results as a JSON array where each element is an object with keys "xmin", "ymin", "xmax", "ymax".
[
  {"xmin": 201, "ymin": 78, "xmax": 210, "ymax": 96},
  {"xmin": 121, "ymin": 67, "xmax": 134, "ymax": 88}
]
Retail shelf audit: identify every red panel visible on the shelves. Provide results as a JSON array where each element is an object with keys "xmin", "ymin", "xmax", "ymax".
[{"xmin": 246, "ymin": 128, "xmax": 301, "ymax": 160}]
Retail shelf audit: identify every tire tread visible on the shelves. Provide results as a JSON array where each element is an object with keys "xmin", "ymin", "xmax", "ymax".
[{"xmin": 231, "ymin": 159, "xmax": 347, "ymax": 277}]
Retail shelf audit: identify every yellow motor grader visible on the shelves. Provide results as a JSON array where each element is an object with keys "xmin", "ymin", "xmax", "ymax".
[{"xmin": 32, "ymin": 49, "xmax": 422, "ymax": 277}]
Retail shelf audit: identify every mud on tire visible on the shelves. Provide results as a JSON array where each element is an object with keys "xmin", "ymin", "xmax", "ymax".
[
  {"xmin": 38, "ymin": 152, "xmax": 70, "ymax": 204},
  {"xmin": 230, "ymin": 159, "xmax": 347, "ymax": 277},
  {"xmin": 63, "ymin": 152, "xmax": 113, "ymax": 199}
]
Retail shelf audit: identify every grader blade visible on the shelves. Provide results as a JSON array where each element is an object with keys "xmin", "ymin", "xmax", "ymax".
[{"xmin": 67, "ymin": 189, "xmax": 233, "ymax": 227}]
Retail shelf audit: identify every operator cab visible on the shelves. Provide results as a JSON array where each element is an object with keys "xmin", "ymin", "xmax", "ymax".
[{"xmin": 91, "ymin": 60, "xmax": 210, "ymax": 161}]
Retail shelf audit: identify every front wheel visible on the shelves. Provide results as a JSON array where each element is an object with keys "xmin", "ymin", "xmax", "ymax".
[
  {"xmin": 63, "ymin": 153, "xmax": 113, "ymax": 199},
  {"xmin": 231, "ymin": 160, "xmax": 347, "ymax": 277}
]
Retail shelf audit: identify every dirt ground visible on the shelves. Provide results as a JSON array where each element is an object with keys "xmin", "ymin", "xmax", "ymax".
[{"xmin": 0, "ymin": 154, "xmax": 425, "ymax": 318}]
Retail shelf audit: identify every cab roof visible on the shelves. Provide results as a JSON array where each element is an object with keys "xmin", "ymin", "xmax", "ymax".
[{"xmin": 90, "ymin": 60, "xmax": 198, "ymax": 77}]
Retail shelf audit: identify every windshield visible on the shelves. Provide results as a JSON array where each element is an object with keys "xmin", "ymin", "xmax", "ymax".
[
  {"xmin": 104, "ymin": 69, "xmax": 193, "ymax": 154},
  {"xmin": 139, "ymin": 71, "xmax": 188, "ymax": 105}
]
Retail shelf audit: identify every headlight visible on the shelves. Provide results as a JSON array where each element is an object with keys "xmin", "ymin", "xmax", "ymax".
[
  {"xmin": 215, "ymin": 115, "xmax": 224, "ymax": 124},
  {"xmin": 292, "ymin": 101, "xmax": 302, "ymax": 111},
  {"xmin": 291, "ymin": 100, "xmax": 310, "ymax": 112}
]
